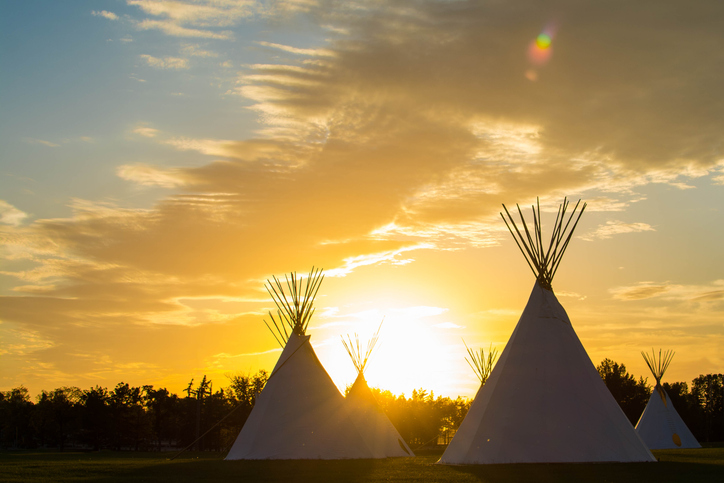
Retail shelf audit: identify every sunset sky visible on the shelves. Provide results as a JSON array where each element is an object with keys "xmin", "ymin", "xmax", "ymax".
[{"xmin": 1, "ymin": 0, "xmax": 723, "ymax": 400}]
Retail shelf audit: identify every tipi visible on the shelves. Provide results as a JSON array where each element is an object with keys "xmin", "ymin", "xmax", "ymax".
[
  {"xmin": 439, "ymin": 199, "xmax": 655, "ymax": 464},
  {"xmin": 635, "ymin": 349, "xmax": 701, "ymax": 449},
  {"xmin": 463, "ymin": 341, "xmax": 498, "ymax": 386},
  {"xmin": 226, "ymin": 268, "xmax": 375, "ymax": 460},
  {"xmin": 342, "ymin": 326, "xmax": 414, "ymax": 458}
]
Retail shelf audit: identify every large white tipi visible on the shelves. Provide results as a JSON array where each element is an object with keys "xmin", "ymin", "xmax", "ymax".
[
  {"xmin": 226, "ymin": 268, "xmax": 374, "ymax": 460},
  {"xmin": 439, "ymin": 199, "xmax": 655, "ymax": 464},
  {"xmin": 635, "ymin": 349, "xmax": 701, "ymax": 449},
  {"xmin": 342, "ymin": 327, "xmax": 414, "ymax": 458}
]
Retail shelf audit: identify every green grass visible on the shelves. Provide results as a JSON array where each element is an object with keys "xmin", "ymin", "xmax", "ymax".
[{"xmin": 0, "ymin": 447, "xmax": 722, "ymax": 482}]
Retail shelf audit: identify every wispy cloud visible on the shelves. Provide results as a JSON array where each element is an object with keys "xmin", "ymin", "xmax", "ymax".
[
  {"xmin": 23, "ymin": 138, "xmax": 59, "ymax": 148},
  {"xmin": 128, "ymin": 0, "xmax": 256, "ymax": 39},
  {"xmin": 0, "ymin": 200, "xmax": 28, "ymax": 226},
  {"xmin": 91, "ymin": 10, "xmax": 119, "ymax": 21},
  {"xmin": 136, "ymin": 19, "xmax": 232, "ymax": 39},
  {"xmin": 163, "ymin": 137, "xmax": 237, "ymax": 157},
  {"xmin": 256, "ymin": 41, "xmax": 336, "ymax": 57},
  {"xmin": 116, "ymin": 164, "xmax": 188, "ymax": 188},
  {"xmin": 181, "ymin": 44, "xmax": 218, "ymax": 58},
  {"xmin": 610, "ymin": 283, "xmax": 671, "ymax": 301},
  {"xmin": 133, "ymin": 126, "xmax": 160, "ymax": 138},
  {"xmin": 326, "ymin": 244, "xmax": 433, "ymax": 277},
  {"xmin": 128, "ymin": 0, "xmax": 253, "ymax": 26},
  {"xmin": 611, "ymin": 280, "xmax": 724, "ymax": 302},
  {"xmin": 140, "ymin": 54, "xmax": 189, "ymax": 69},
  {"xmin": 582, "ymin": 220, "xmax": 655, "ymax": 241}
]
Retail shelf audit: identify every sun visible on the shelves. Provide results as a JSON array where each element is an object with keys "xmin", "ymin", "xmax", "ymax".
[{"xmin": 317, "ymin": 305, "xmax": 469, "ymax": 398}]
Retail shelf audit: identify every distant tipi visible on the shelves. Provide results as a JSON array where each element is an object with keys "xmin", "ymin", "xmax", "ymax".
[
  {"xmin": 463, "ymin": 341, "xmax": 498, "ymax": 386},
  {"xmin": 635, "ymin": 349, "xmax": 701, "ymax": 449},
  {"xmin": 342, "ymin": 325, "xmax": 414, "ymax": 458},
  {"xmin": 439, "ymin": 199, "xmax": 655, "ymax": 464},
  {"xmin": 226, "ymin": 268, "xmax": 374, "ymax": 460}
]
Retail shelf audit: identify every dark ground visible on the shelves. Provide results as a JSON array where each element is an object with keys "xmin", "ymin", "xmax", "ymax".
[{"xmin": 1, "ymin": 445, "xmax": 723, "ymax": 482}]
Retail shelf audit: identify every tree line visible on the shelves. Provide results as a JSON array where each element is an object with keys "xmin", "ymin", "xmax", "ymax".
[{"xmin": 1, "ymin": 361, "xmax": 722, "ymax": 451}]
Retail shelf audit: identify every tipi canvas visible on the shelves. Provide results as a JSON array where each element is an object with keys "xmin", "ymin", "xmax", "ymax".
[
  {"xmin": 343, "ymin": 329, "xmax": 414, "ymax": 458},
  {"xmin": 439, "ymin": 199, "xmax": 655, "ymax": 464},
  {"xmin": 226, "ymin": 269, "xmax": 374, "ymax": 460},
  {"xmin": 635, "ymin": 349, "xmax": 701, "ymax": 449}
]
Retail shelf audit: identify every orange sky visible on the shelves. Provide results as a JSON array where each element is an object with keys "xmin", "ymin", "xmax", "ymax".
[{"xmin": 1, "ymin": 0, "xmax": 723, "ymax": 399}]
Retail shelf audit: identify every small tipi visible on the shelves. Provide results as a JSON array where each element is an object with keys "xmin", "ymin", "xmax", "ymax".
[
  {"xmin": 463, "ymin": 341, "xmax": 498, "ymax": 386},
  {"xmin": 342, "ymin": 325, "xmax": 414, "ymax": 458},
  {"xmin": 635, "ymin": 349, "xmax": 701, "ymax": 449},
  {"xmin": 226, "ymin": 268, "xmax": 374, "ymax": 460},
  {"xmin": 439, "ymin": 199, "xmax": 655, "ymax": 464}
]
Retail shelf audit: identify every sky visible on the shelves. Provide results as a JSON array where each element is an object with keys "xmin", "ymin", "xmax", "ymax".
[{"xmin": 1, "ymin": 0, "xmax": 723, "ymax": 400}]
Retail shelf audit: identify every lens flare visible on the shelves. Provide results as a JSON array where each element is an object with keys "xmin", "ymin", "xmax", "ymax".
[
  {"xmin": 536, "ymin": 33, "xmax": 552, "ymax": 49},
  {"xmin": 526, "ymin": 23, "xmax": 558, "ymax": 74},
  {"xmin": 527, "ymin": 40, "xmax": 552, "ymax": 66}
]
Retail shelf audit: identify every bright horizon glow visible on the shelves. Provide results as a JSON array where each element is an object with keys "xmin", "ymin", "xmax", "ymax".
[{"xmin": 317, "ymin": 305, "xmax": 463, "ymax": 397}]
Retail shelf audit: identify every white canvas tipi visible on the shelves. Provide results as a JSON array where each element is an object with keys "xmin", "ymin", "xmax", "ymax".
[
  {"xmin": 226, "ymin": 269, "xmax": 374, "ymax": 460},
  {"xmin": 635, "ymin": 349, "xmax": 701, "ymax": 449},
  {"xmin": 439, "ymin": 199, "xmax": 655, "ymax": 464},
  {"xmin": 342, "ymin": 327, "xmax": 414, "ymax": 458}
]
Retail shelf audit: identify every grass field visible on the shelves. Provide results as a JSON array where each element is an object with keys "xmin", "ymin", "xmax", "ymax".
[{"xmin": 1, "ymin": 446, "xmax": 723, "ymax": 482}]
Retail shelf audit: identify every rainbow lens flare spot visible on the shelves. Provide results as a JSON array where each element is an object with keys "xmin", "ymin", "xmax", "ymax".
[{"xmin": 536, "ymin": 33, "xmax": 552, "ymax": 49}]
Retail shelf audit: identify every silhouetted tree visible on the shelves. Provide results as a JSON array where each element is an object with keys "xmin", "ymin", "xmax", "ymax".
[
  {"xmin": 364, "ymin": 388, "xmax": 471, "ymax": 447},
  {"xmin": 34, "ymin": 387, "xmax": 82, "ymax": 451},
  {"xmin": 143, "ymin": 386, "xmax": 179, "ymax": 451},
  {"xmin": 0, "ymin": 386, "xmax": 35, "ymax": 448},
  {"xmin": 691, "ymin": 373, "xmax": 724, "ymax": 442},
  {"xmin": 109, "ymin": 383, "xmax": 148, "ymax": 450},
  {"xmin": 597, "ymin": 358, "xmax": 650, "ymax": 425},
  {"xmin": 7, "ymin": 367, "xmax": 717, "ymax": 451},
  {"xmin": 184, "ymin": 376, "xmax": 214, "ymax": 450},
  {"xmin": 79, "ymin": 386, "xmax": 110, "ymax": 450}
]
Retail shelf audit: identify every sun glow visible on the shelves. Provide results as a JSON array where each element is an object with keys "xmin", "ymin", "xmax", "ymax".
[{"xmin": 317, "ymin": 305, "xmax": 470, "ymax": 398}]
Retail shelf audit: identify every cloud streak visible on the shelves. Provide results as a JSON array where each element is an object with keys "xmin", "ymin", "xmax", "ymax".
[
  {"xmin": 116, "ymin": 164, "xmax": 189, "ymax": 188},
  {"xmin": 140, "ymin": 54, "xmax": 189, "ymax": 69},
  {"xmin": 611, "ymin": 280, "xmax": 724, "ymax": 302},
  {"xmin": 0, "ymin": 201, "xmax": 28, "ymax": 226},
  {"xmin": 582, "ymin": 220, "xmax": 655, "ymax": 241},
  {"xmin": 92, "ymin": 10, "xmax": 119, "ymax": 21}
]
